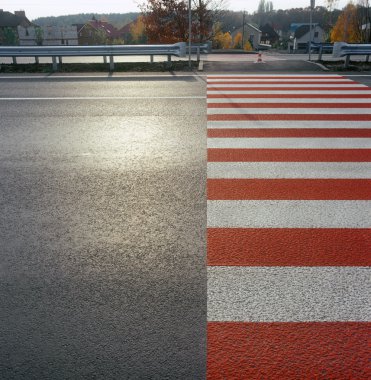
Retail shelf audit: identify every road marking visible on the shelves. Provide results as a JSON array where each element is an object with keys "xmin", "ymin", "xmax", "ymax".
[
  {"xmin": 207, "ymin": 228, "xmax": 371, "ymax": 266},
  {"xmin": 206, "ymin": 74, "xmax": 371, "ymax": 377},
  {"xmin": 207, "ymin": 179, "xmax": 371, "ymax": 200},
  {"xmin": 208, "ymin": 322, "xmax": 371, "ymax": 378},
  {"xmin": 207, "ymin": 120, "xmax": 371, "ymax": 129},
  {"xmin": 207, "ymin": 200, "xmax": 370, "ymax": 228},
  {"xmin": 207, "ymin": 128, "xmax": 371, "ymax": 137},
  {"xmin": 207, "ymin": 162, "xmax": 371, "ymax": 178},
  {"xmin": 0, "ymin": 96, "xmax": 206, "ymax": 100},
  {"xmin": 207, "ymin": 138, "xmax": 371, "ymax": 149},
  {"xmin": 208, "ymin": 148, "xmax": 371, "ymax": 161},
  {"xmin": 208, "ymin": 266, "xmax": 370, "ymax": 321}
]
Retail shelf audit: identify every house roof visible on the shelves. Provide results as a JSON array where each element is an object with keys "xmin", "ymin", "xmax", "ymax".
[
  {"xmin": 119, "ymin": 21, "xmax": 135, "ymax": 34},
  {"xmin": 0, "ymin": 10, "xmax": 33, "ymax": 28},
  {"xmin": 246, "ymin": 23, "xmax": 261, "ymax": 33},
  {"xmin": 294, "ymin": 24, "xmax": 322, "ymax": 39}
]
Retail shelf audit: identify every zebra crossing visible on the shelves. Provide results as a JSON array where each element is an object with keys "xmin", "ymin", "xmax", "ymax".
[{"xmin": 206, "ymin": 74, "xmax": 371, "ymax": 379}]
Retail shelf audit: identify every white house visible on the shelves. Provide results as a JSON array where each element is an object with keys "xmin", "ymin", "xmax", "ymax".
[
  {"xmin": 18, "ymin": 25, "xmax": 78, "ymax": 45},
  {"xmin": 288, "ymin": 23, "xmax": 326, "ymax": 52}
]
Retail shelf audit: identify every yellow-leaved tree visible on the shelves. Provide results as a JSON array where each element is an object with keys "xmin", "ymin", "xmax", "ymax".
[
  {"xmin": 330, "ymin": 3, "xmax": 362, "ymax": 43},
  {"xmin": 233, "ymin": 32, "xmax": 243, "ymax": 49}
]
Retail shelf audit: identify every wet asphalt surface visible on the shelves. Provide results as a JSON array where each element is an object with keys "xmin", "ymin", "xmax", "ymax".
[{"xmin": 0, "ymin": 75, "xmax": 207, "ymax": 379}]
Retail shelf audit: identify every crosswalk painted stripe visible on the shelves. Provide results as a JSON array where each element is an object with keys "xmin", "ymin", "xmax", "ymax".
[
  {"xmin": 207, "ymin": 322, "xmax": 371, "ymax": 379},
  {"xmin": 206, "ymin": 74, "xmax": 370, "ymax": 377},
  {"xmin": 207, "ymin": 200, "xmax": 370, "ymax": 228},
  {"xmin": 207, "ymin": 90, "xmax": 371, "ymax": 95},
  {"xmin": 208, "ymin": 114, "xmax": 371, "ymax": 121},
  {"xmin": 207, "ymin": 266, "xmax": 370, "ymax": 321},
  {"xmin": 208, "ymin": 108, "xmax": 371, "ymax": 115},
  {"xmin": 207, "ymin": 97, "xmax": 371, "ymax": 103},
  {"xmin": 208, "ymin": 93, "xmax": 371, "ymax": 98},
  {"xmin": 207, "ymin": 120, "xmax": 371, "ymax": 129},
  {"xmin": 207, "ymin": 162, "xmax": 371, "ymax": 179},
  {"xmin": 207, "ymin": 228, "xmax": 371, "ymax": 266},
  {"xmin": 207, "ymin": 86, "xmax": 370, "ymax": 91},
  {"xmin": 207, "ymin": 179, "xmax": 371, "ymax": 200},
  {"xmin": 207, "ymin": 128, "xmax": 371, "ymax": 138},
  {"xmin": 208, "ymin": 102, "xmax": 371, "ymax": 108},
  {"xmin": 208, "ymin": 148, "xmax": 371, "ymax": 162},
  {"xmin": 207, "ymin": 138, "xmax": 371, "ymax": 149},
  {"xmin": 207, "ymin": 80, "xmax": 357, "ymax": 85}
]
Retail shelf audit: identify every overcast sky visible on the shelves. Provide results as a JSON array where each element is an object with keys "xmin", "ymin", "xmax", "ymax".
[{"xmin": 3, "ymin": 0, "xmax": 348, "ymax": 21}]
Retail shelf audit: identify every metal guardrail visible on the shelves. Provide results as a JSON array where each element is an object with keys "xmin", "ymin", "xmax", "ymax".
[
  {"xmin": 0, "ymin": 43, "xmax": 187, "ymax": 71},
  {"xmin": 310, "ymin": 43, "xmax": 334, "ymax": 60},
  {"xmin": 185, "ymin": 42, "xmax": 211, "ymax": 60},
  {"xmin": 333, "ymin": 42, "xmax": 371, "ymax": 68}
]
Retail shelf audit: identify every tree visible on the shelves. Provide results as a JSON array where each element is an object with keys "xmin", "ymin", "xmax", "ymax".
[
  {"xmin": 140, "ymin": 0, "xmax": 226, "ymax": 43},
  {"xmin": 357, "ymin": 0, "xmax": 371, "ymax": 42},
  {"xmin": 140, "ymin": 0, "xmax": 188, "ymax": 43},
  {"xmin": 130, "ymin": 15, "xmax": 147, "ymax": 43},
  {"xmin": 233, "ymin": 31, "xmax": 243, "ymax": 48},
  {"xmin": 330, "ymin": 3, "xmax": 362, "ymax": 42}
]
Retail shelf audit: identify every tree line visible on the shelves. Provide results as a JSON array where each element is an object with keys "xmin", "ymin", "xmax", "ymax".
[{"xmin": 31, "ymin": 0, "xmax": 371, "ymax": 46}]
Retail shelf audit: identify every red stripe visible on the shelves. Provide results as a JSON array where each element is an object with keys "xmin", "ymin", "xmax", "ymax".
[
  {"xmin": 207, "ymin": 322, "xmax": 371, "ymax": 380},
  {"xmin": 208, "ymin": 80, "xmax": 356, "ymax": 85},
  {"xmin": 207, "ymin": 179, "xmax": 371, "ymax": 200},
  {"xmin": 207, "ymin": 128, "xmax": 371, "ymax": 138},
  {"xmin": 208, "ymin": 76, "xmax": 346, "ymax": 80},
  {"xmin": 207, "ymin": 102, "xmax": 371, "ymax": 108},
  {"xmin": 208, "ymin": 114, "xmax": 371, "ymax": 121},
  {"xmin": 207, "ymin": 86, "xmax": 370, "ymax": 91},
  {"xmin": 207, "ymin": 93, "xmax": 371, "ymax": 98},
  {"xmin": 207, "ymin": 228, "xmax": 371, "ymax": 266},
  {"xmin": 207, "ymin": 149, "xmax": 371, "ymax": 162}
]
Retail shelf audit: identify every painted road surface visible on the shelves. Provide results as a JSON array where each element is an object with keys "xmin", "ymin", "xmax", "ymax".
[{"xmin": 207, "ymin": 74, "xmax": 371, "ymax": 379}]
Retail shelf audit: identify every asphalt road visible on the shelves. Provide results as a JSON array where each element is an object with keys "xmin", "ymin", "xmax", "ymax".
[{"xmin": 0, "ymin": 74, "xmax": 207, "ymax": 379}]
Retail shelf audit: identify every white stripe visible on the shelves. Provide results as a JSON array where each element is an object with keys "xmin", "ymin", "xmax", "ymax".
[
  {"xmin": 0, "ymin": 96, "xmax": 206, "ymax": 100},
  {"xmin": 207, "ymin": 200, "xmax": 371, "ymax": 228},
  {"xmin": 207, "ymin": 121, "xmax": 371, "ymax": 129},
  {"xmin": 207, "ymin": 267, "xmax": 371, "ymax": 322},
  {"xmin": 207, "ymin": 98, "xmax": 371, "ymax": 104},
  {"xmin": 207, "ymin": 138, "xmax": 371, "ymax": 149},
  {"xmin": 207, "ymin": 83, "xmax": 367, "ymax": 88},
  {"xmin": 207, "ymin": 78, "xmax": 353, "ymax": 83},
  {"xmin": 207, "ymin": 74, "xmax": 344, "ymax": 78},
  {"xmin": 207, "ymin": 91, "xmax": 371, "ymax": 95},
  {"xmin": 207, "ymin": 108, "xmax": 371, "ymax": 115},
  {"xmin": 207, "ymin": 162, "xmax": 371, "ymax": 179}
]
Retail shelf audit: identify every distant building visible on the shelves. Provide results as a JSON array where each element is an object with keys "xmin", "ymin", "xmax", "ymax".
[
  {"xmin": 260, "ymin": 23, "xmax": 279, "ymax": 45},
  {"xmin": 18, "ymin": 25, "xmax": 78, "ymax": 45},
  {"xmin": 0, "ymin": 9, "xmax": 33, "ymax": 45},
  {"xmin": 289, "ymin": 23, "xmax": 325, "ymax": 52},
  {"xmin": 76, "ymin": 18, "xmax": 123, "ymax": 45},
  {"xmin": 245, "ymin": 24, "xmax": 262, "ymax": 49}
]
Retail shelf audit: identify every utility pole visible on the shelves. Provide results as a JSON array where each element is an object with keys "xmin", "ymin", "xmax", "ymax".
[
  {"xmin": 242, "ymin": 10, "xmax": 246, "ymax": 49},
  {"xmin": 188, "ymin": 0, "xmax": 192, "ymax": 68},
  {"xmin": 309, "ymin": 0, "xmax": 314, "ymax": 60}
]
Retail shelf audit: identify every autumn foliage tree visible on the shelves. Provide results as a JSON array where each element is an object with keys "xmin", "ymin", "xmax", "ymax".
[
  {"xmin": 130, "ymin": 15, "xmax": 147, "ymax": 43},
  {"xmin": 140, "ymin": 0, "xmax": 225, "ymax": 43},
  {"xmin": 330, "ymin": 3, "xmax": 362, "ymax": 42}
]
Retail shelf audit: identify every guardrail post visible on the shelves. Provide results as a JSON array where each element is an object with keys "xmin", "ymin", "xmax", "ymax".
[
  {"xmin": 109, "ymin": 55, "xmax": 114, "ymax": 71},
  {"xmin": 59, "ymin": 56, "xmax": 63, "ymax": 65},
  {"xmin": 167, "ymin": 55, "xmax": 171, "ymax": 62},
  {"xmin": 52, "ymin": 56, "xmax": 58, "ymax": 71},
  {"xmin": 344, "ymin": 55, "xmax": 350, "ymax": 69},
  {"xmin": 12, "ymin": 56, "xmax": 17, "ymax": 65},
  {"xmin": 35, "ymin": 56, "xmax": 39, "ymax": 64},
  {"xmin": 318, "ymin": 46, "xmax": 323, "ymax": 61},
  {"xmin": 150, "ymin": 55, "xmax": 154, "ymax": 63},
  {"xmin": 367, "ymin": 55, "xmax": 370, "ymax": 63},
  {"xmin": 103, "ymin": 56, "xmax": 107, "ymax": 64},
  {"xmin": 197, "ymin": 47, "xmax": 200, "ymax": 61}
]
